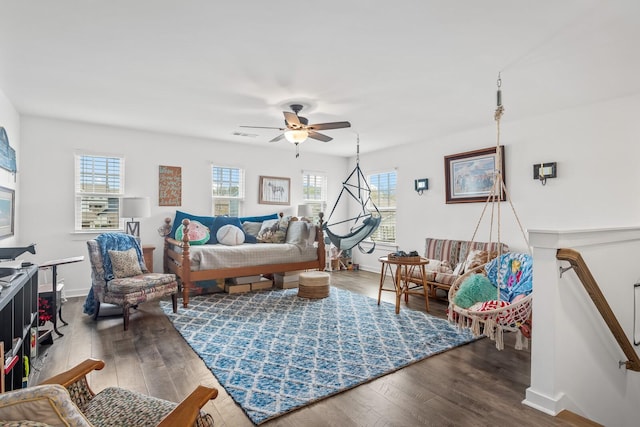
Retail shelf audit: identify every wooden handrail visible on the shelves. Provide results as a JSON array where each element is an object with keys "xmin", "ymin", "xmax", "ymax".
[{"xmin": 556, "ymin": 248, "xmax": 640, "ymax": 371}]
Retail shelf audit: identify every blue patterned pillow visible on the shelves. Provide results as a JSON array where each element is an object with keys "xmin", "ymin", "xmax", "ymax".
[{"xmin": 485, "ymin": 253, "xmax": 533, "ymax": 302}]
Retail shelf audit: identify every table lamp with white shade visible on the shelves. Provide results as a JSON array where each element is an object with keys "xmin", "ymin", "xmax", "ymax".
[
  {"xmin": 297, "ymin": 204, "xmax": 312, "ymax": 221},
  {"xmin": 121, "ymin": 196, "xmax": 151, "ymax": 238}
]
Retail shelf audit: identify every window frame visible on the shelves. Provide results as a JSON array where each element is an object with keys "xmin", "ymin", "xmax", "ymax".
[
  {"xmin": 366, "ymin": 169, "xmax": 397, "ymax": 244},
  {"xmin": 302, "ymin": 170, "xmax": 327, "ymax": 222},
  {"xmin": 74, "ymin": 153, "xmax": 125, "ymax": 232},
  {"xmin": 211, "ymin": 164, "xmax": 245, "ymax": 217}
]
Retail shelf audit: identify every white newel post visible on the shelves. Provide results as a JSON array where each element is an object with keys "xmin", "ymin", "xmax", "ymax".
[{"xmin": 523, "ymin": 231, "xmax": 566, "ymax": 415}]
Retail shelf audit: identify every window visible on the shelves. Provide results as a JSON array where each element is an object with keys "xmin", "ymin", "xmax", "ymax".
[
  {"xmin": 212, "ymin": 165, "xmax": 244, "ymax": 216},
  {"xmin": 302, "ymin": 171, "xmax": 327, "ymax": 221},
  {"xmin": 75, "ymin": 154, "xmax": 125, "ymax": 231},
  {"xmin": 368, "ymin": 170, "xmax": 397, "ymax": 243}
]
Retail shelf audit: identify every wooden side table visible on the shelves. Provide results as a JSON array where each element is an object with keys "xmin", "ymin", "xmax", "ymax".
[
  {"xmin": 377, "ymin": 256, "xmax": 430, "ymax": 314},
  {"xmin": 142, "ymin": 245, "xmax": 155, "ymax": 272}
]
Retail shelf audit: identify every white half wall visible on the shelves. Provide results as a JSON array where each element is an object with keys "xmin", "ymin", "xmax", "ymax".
[{"xmin": 18, "ymin": 115, "xmax": 349, "ymax": 297}]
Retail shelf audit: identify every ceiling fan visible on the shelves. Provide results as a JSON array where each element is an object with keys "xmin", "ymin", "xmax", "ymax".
[{"xmin": 240, "ymin": 104, "xmax": 351, "ymax": 157}]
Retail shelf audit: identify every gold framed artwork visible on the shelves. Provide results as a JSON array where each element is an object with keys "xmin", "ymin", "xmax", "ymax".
[{"xmin": 259, "ymin": 176, "xmax": 290, "ymax": 205}]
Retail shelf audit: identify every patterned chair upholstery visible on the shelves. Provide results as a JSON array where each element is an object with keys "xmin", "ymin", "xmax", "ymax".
[
  {"xmin": 0, "ymin": 359, "xmax": 217, "ymax": 427},
  {"xmin": 86, "ymin": 233, "xmax": 179, "ymax": 330}
]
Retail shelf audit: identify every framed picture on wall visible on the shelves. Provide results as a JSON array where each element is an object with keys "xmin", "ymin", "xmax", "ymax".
[
  {"xmin": 444, "ymin": 145, "xmax": 505, "ymax": 203},
  {"xmin": 259, "ymin": 176, "xmax": 290, "ymax": 205},
  {"xmin": 0, "ymin": 186, "xmax": 15, "ymax": 239}
]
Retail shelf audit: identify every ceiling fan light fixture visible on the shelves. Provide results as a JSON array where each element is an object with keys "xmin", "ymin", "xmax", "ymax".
[{"xmin": 284, "ymin": 129, "xmax": 308, "ymax": 144}]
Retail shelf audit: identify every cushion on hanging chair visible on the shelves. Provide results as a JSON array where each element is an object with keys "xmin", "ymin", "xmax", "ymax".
[
  {"xmin": 468, "ymin": 299, "xmax": 515, "ymax": 325},
  {"xmin": 453, "ymin": 273, "xmax": 497, "ymax": 309},
  {"xmin": 324, "ymin": 216, "xmax": 381, "ymax": 251},
  {"xmin": 485, "ymin": 252, "xmax": 533, "ymax": 302}
]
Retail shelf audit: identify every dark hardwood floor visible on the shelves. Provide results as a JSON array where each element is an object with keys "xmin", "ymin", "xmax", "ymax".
[{"xmin": 34, "ymin": 270, "xmax": 584, "ymax": 426}]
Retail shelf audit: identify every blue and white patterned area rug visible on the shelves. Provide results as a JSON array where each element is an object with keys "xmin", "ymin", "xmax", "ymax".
[{"xmin": 160, "ymin": 287, "xmax": 476, "ymax": 424}]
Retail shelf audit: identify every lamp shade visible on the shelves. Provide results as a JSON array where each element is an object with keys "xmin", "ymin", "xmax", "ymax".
[
  {"xmin": 297, "ymin": 204, "xmax": 312, "ymax": 218},
  {"xmin": 284, "ymin": 129, "xmax": 308, "ymax": 143},
  {"xmin": 121, "ymin": 197, "xmax": 151, "ymax": 219}
]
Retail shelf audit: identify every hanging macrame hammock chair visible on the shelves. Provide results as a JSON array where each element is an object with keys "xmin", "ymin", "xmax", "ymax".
[
  {"xmin": 447, "ymin": 75, "xmax": 533, "ymax": 351},
  {"xmin": 323, "ymin": 134, "xmax": 381, "ymax": 254}
]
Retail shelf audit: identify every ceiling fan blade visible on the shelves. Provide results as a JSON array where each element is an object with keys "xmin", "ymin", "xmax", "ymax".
[
  {"xmin": 307, "ymin": 121, "xmax": 351, "ymax": 131},
  {"xmin": 239, "ymin": 125, "xmax": 285, "ymax": 130},
  {"xmin": 269, "ymin": 133, "xmax": 286, "ymax": 143},
  {"xmin": 308, "ymin": 131, "xmax": 333, "ymax": 142},
  {"xmin": 283, "ymin": 111, "xmax": 301, "ymax": 128}
]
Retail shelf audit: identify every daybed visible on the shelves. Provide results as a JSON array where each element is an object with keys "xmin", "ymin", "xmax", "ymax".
[
  {"xmin": 405, "ymin": 237, "xmax": 509, "ymax": 299},
  {"xmin": 163, "ymin": 212, "xmax": 325, "ymax": 307}
]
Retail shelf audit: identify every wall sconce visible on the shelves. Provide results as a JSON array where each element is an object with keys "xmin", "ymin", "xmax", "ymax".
[
  {"xmin": 414, "ymin": 178, "xmax": 428, "ymax": 195},
  {"xmin": 533, "ymin": 162, "xmax": 557, "ymax": 186}
]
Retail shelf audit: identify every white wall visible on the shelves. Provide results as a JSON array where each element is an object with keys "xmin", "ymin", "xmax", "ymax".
[
  {"xmin": 18, "ymin": 115, "xmax": 348, "ymax": 297},
  {"xmin": 0, "ymin": 89, "xmax": 20, "ymax": 245},
  {"xmin": 353, "ymin": 93, "xmax": 640, "ymax": 270}
]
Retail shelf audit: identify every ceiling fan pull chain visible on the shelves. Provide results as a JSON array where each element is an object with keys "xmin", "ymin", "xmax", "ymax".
[{"xmin": 295, "ymin": 142, "xmax": 300, "ymax": 158}]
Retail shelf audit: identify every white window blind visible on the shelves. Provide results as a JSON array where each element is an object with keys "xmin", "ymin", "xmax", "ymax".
[
  {"xmin": 368, "ymin": 170, "xmax": 397, "ymax": 243},
  {"xmin": 302, "ymin": 171, "xmax": 327, "ymax": 221},
  {"xmin": 75, "ymin": 154, "xmax": 125, "ymax": 231},
  {"xmin": 212, "ymin": 165, "xmax": 244, "ymax": 216}
]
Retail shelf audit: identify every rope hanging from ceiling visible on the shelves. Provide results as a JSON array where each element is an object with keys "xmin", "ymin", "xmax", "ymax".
[{"xmin": 447, "ymin": 74, "xmax": 533, "ymax": 351}]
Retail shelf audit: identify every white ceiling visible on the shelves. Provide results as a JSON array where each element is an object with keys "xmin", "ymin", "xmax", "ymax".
[{"xmin": 0, "ymin": 1, "xmax": 638, "ymax": 157}]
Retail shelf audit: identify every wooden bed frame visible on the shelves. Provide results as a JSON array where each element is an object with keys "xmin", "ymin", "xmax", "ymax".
[{"xmin": 163, "ymin": 215, "xmax": 326, "ymax": 307}]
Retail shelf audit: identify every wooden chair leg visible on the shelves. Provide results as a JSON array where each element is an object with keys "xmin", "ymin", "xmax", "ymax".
[{"xmin": 172, "ymin": 293, "xmax": 177, "ymax": 313}]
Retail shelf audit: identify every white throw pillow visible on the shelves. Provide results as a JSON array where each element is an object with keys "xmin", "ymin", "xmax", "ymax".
[
  {"xmin": 217, "ymin": 224, "xmax": 245, "ymax": 246},
  {"xmin": 285, "ymin": 220, "xmax": 310, "ymax": 245},
  {"xmin": 424, "ymin": 259, "xmax": 453, "ymax": 273}
]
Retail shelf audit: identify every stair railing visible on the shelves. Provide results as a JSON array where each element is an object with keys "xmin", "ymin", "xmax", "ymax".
[{"xmin": 556, "ymin": 248, "xmax": 640, "ymax": 371}]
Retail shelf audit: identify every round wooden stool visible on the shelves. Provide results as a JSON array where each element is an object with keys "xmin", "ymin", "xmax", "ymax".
[{"xmin": 298, "ymin": 271, "xmax": 330, "ymax": 299}]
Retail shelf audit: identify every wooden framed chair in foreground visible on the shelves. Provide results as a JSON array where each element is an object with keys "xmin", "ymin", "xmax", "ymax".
[{"xmin": 0, "ymin": 358, "xmax": 217, "ymax": 426}]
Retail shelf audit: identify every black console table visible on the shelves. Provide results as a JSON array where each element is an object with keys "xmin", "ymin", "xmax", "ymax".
[{"xmin": 38, "ymin": 256, "xmax": 84, "ymax": 339}]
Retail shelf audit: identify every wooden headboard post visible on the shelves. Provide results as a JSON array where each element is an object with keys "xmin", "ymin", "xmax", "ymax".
[
  {"xmin": 317, "ymin": 213, "xmax": 326, "ymax": 271},
  {"xmin": 162, "ymin": 217, "xmax": 172, "ymax": 275},
  {"xmin": 181, "ymin": 218, "xmax": 192, "ymax": 307}
]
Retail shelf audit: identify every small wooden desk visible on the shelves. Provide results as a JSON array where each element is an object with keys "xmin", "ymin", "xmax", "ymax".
[
  {"xmin": 39, "ymin": 256, "xmax": 84, "ymax": 338},
  {"xmin": 377, "ymin": 256, "xmax": 430, "ymax": 314}
]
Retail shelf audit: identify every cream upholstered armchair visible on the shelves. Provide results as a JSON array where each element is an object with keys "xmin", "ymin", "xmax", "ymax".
[
  {"xmin": 0, "ymin": 359, "xmax": 217, "ymax": 426},
  {"xmin": 85, "ymin": 233, "xmax": 178, "ymax": 330}
]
